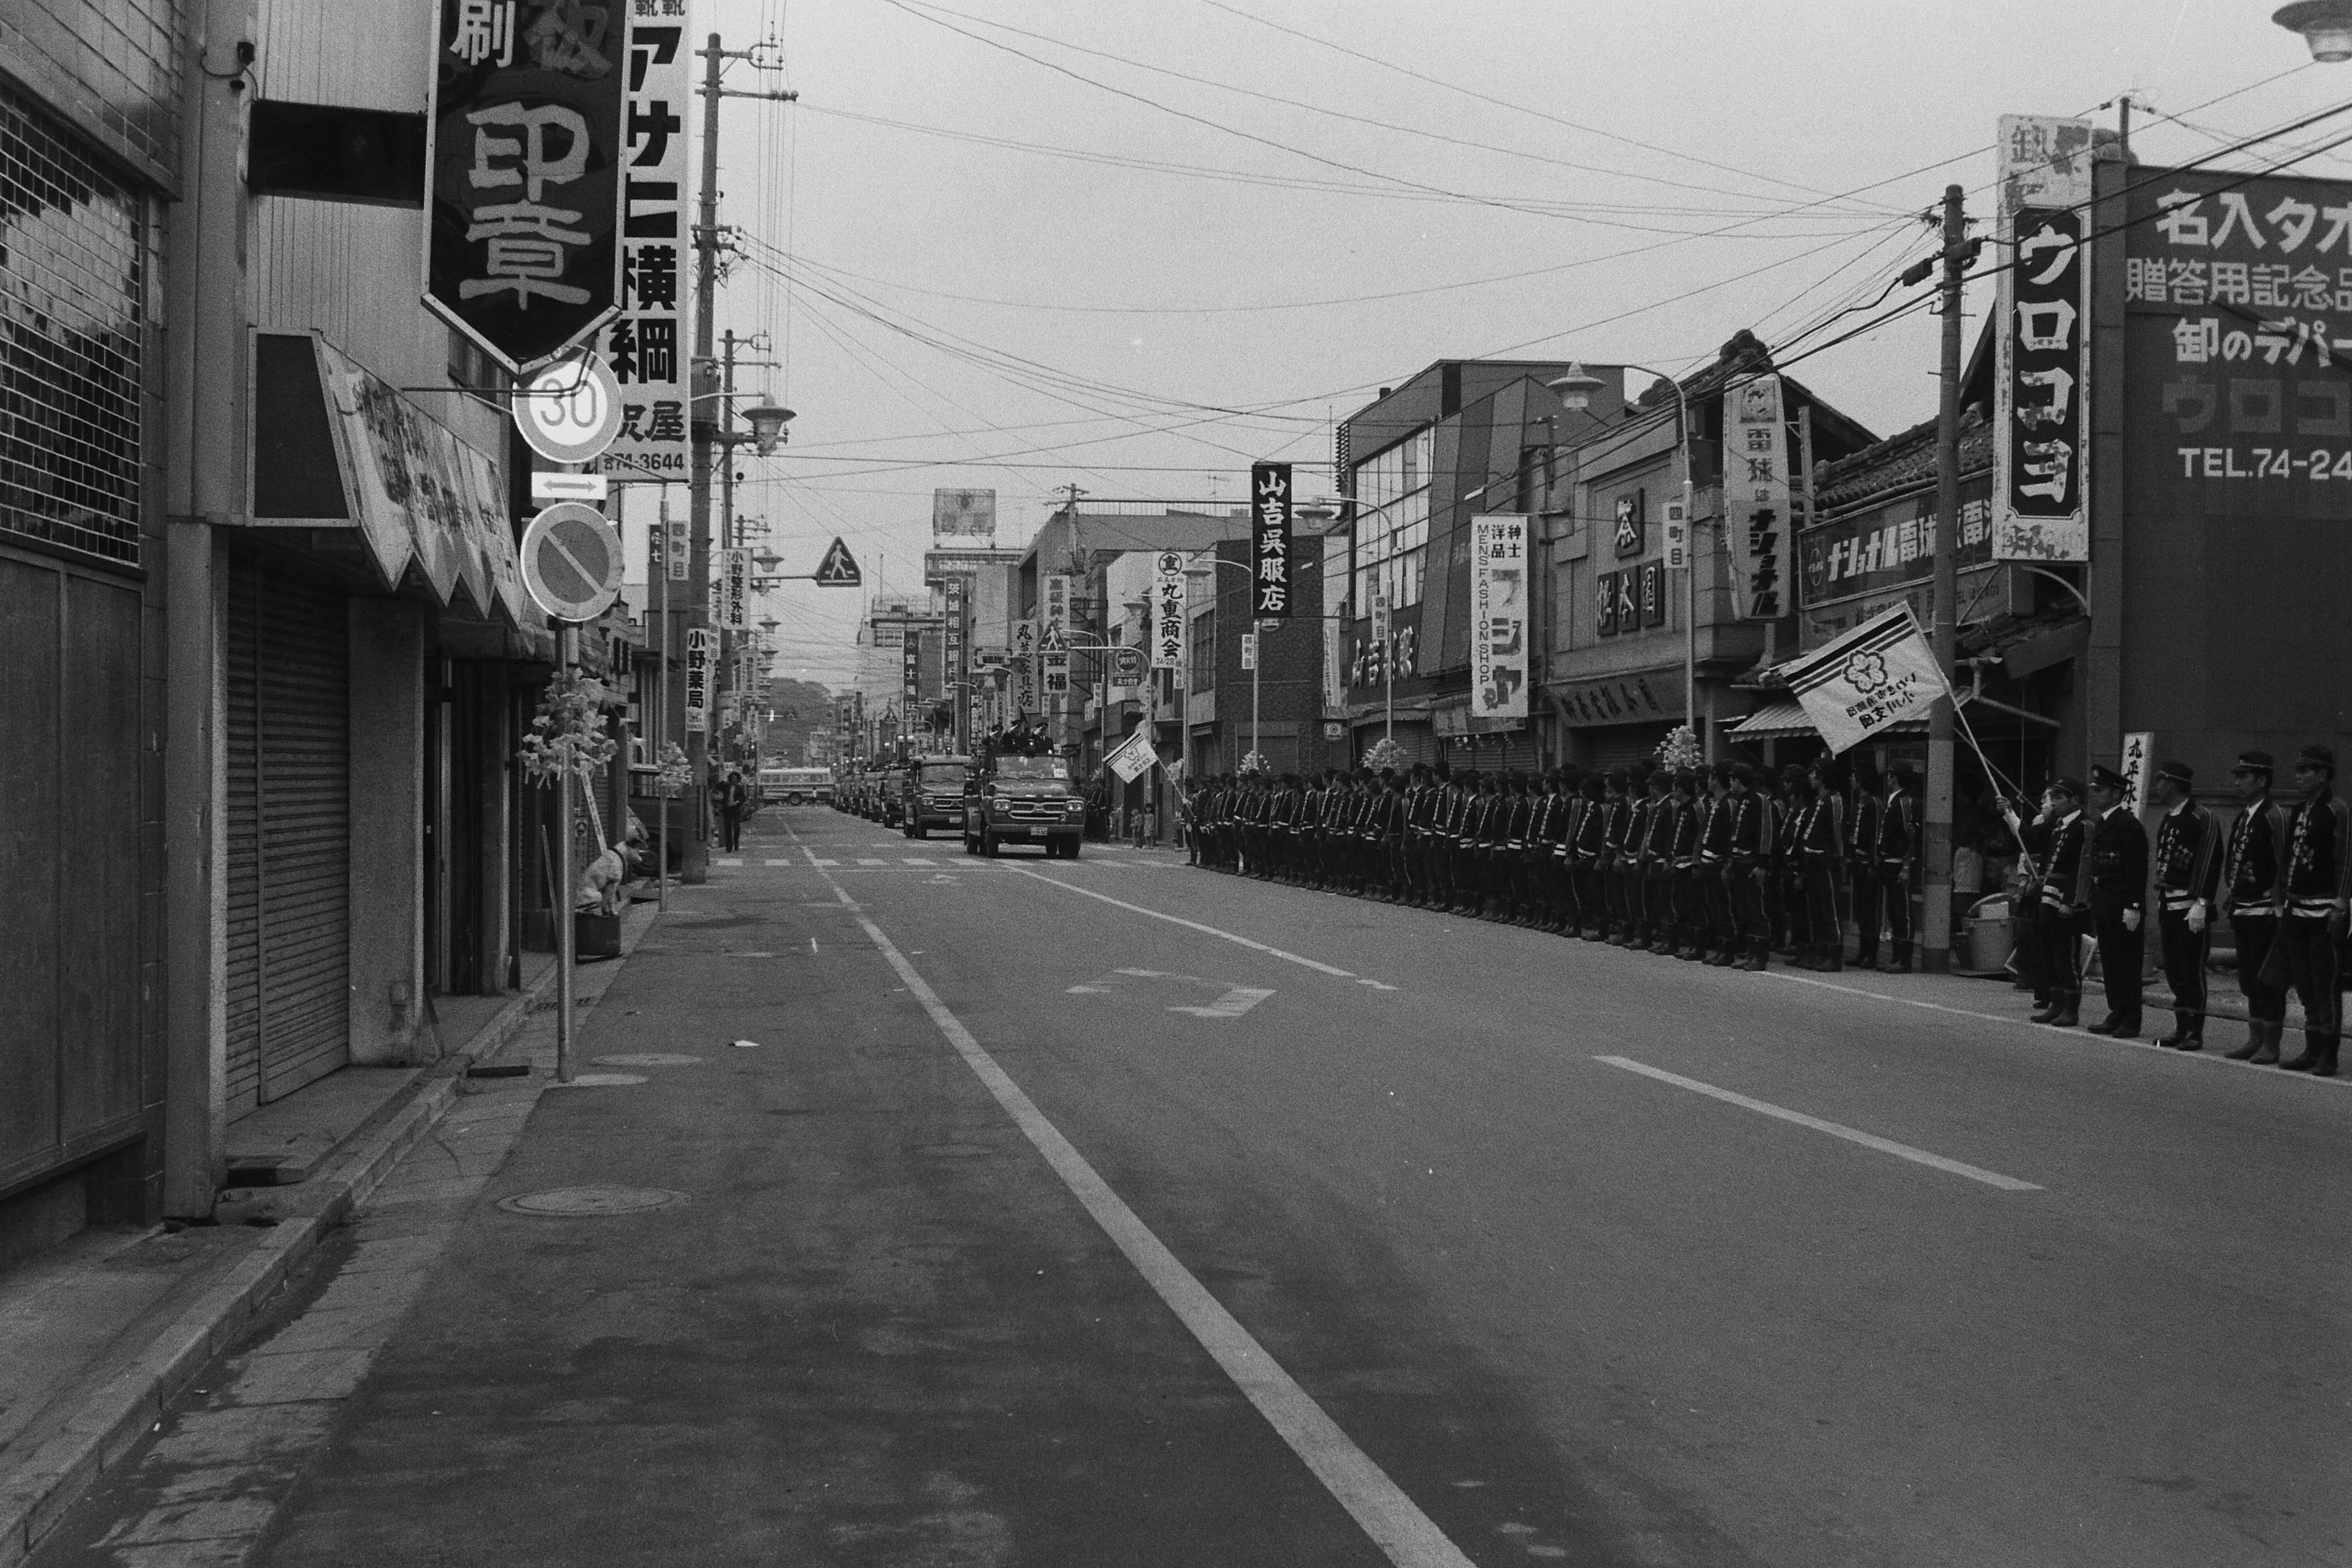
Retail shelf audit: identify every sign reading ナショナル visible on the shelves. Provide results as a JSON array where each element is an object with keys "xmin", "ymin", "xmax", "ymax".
[{"xmin": 426, "ymin": 0, "xmax": 627, "ymax": 370}]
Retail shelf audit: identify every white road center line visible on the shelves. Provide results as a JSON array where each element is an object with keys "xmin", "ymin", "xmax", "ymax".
[
  {"xmin": 999, "ymin": 865, "xmax": 1357, "ymax": 978},
  {"xmin": 795, "ymin": 842, "xmax": 1473, "ymax": 1568},
  {"xmin": 902, "ymin": 857, "xmax": 937, "ymax": 866},
  {"xmin": 1595, "ymin": 1056, "xmax": 2043, "ymax": 1192}
]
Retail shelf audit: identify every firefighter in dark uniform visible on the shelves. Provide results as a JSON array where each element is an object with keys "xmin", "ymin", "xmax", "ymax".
[
  {"xmin": 1771, "ymin": 763, "xmax": 1809, "ymax": 954},
  {"xmin": 1799, "ymin": 758, "xmax": 1848, "ymax": 971},
  {"xmin": 2275, "ymin": 744, "xmax": 2350, "ymax": 1075},
  {"xmin": 2220, "ymin": 751, "xmax": 2290, "ymax": 1062},
  {"xmin": 2083, "ymin": 763, "xmax": 2150, "ymax": 1039},
  {"xmin": 2030, "ymin": 777, "xmax": 2090, "ymax": 1028},
  {"xmin": 1848, "ymin": 765, "xmax": 1886, "ymax": 969},
  {"xmin": 1699, "ymin": 762, "xmax": 1737, "ymax": 964},
  {"xmin": 1668, "ymin": 769, "xmax": 1706, "ymax": 959},
  {"xmin": 1571, "ymin": 772, "xmax": 1608, "ymax": 938},
  {"xmin": 1549, "ymin": 767, "xmax": 1584, "ymax": 933},
  {"xmin": 1638, "ymin": 769, "xmax": 1679, "ymax": 953},
  {"xmin": 1730, "ymin": 762, "xmax": 1775, "ymax": 970},
  {"xmin": 2148, "ymin": 759, "xmax": 2223, "ymax": 1050},
  {"xmin": 1599, "ymin": 770, "xmax": 1635, "ymax": 943},
  {"xmin": 1878, "ymin": 764, "xmax": 1923, "ymax": 971}
]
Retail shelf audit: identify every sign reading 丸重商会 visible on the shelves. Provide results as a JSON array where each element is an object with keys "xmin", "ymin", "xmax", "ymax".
[
  {"xmin": 590, "ymin": 5, "xmax": 688, "ymax": 478},
  {"xmin": 1723, "ymin": 374, "xmax": 1793, "ymax": 618},
  {"xmin": 426, "ymin": 0, "xmax": 625, "ymax": 369},
  {"xmin": 684, "ymin": 626, "xmax": 709, "ymax": 732},
  {"xmin": 1251, "ymin": 462, "xmax": 1291, "ymax": 619},
  {"xmin": 1150, "ymin": 552, "xmax": 1187, "ymax": 671},
  {"xmin": 1994, "ymin": 113, "xmax": 2094, "ymax": 561},
  {"xmin": 1469, "ymin": 516, "xmax": 1528, "ymax": 721}
]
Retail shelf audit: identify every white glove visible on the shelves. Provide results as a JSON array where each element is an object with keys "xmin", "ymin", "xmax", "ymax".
[
  {"xmin": 2122, "ymin": 906, "xmax": 2142, "ymax": 933},
  {"xmin": 2186, "ymin": 903, "xmax": 2207, "ymax": 934}
]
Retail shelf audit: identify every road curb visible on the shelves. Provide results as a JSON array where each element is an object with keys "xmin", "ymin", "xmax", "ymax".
[{"xmin": 0, "ymin": 929, "xmax": 615, "ymax": 1568}]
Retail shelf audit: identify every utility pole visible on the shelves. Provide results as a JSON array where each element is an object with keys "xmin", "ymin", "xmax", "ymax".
[
  {"xmin": 683, "ymin": 33, "xmax": 795, "ymax": 881},
  {"xmin": 1924, "ymin": 183, "xmax": 1967, "ymax": 973}
]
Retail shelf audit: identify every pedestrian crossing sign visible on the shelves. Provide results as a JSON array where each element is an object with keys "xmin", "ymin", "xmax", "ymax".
[{"xmin": 814, "ymin": 537, "xmax": 862, "ymax": 586}]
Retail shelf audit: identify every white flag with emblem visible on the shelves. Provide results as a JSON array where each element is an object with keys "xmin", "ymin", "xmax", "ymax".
[{"xmin": 1782, "ymin": 602, "xmax": 1951, "ymax": 754}]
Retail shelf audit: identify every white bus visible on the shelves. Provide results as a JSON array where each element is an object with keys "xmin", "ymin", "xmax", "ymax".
[{"xmin": 757, "ymin": 765, "xmax": 833, "ymax": 805}]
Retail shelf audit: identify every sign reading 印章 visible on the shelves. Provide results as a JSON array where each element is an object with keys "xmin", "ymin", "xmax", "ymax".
[
  {"xmin": 590, "ymin": 6, "xmax": 688, "ymax": 478},
  {"xmin": 1469, "ymin": 516, "xmax": 1528, "ymax": 721},
  {"xmin": 1251, "ymin": 462, "xmax": 1291, "ymax": 619},
  {"xmin": 426, "ymin": 0, "xmax": 626, "ymax": 369}
]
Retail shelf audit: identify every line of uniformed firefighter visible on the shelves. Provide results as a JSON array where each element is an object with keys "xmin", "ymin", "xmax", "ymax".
[
  {"xmin": 2012, "ymin": 745, "xmax": 2346, "ymax": 1075},
  {"xmin": 1183, "ymin": 756, "xmax": 1923, "ymax": 973}
]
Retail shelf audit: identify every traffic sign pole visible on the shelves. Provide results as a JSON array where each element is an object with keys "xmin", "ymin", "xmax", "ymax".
[{"xmin": 555, "ymin": 622, "xmax": 577, "ymax": 1085}]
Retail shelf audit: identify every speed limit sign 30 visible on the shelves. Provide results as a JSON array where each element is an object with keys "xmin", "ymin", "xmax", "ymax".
[{"xmin": 514, "ymin": 351, "xmax": 623, "ymax": 466}]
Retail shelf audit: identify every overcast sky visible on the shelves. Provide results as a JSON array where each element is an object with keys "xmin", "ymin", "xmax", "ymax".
[{"xmin": 675, "ymin": 0, "xmax": 2350, "ymax": 685}]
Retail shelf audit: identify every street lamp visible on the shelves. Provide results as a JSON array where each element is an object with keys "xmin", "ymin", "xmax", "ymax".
[
  {"xmin": 1549, "ymin": 362, "xmax": 1703, "ymax": 756},
  {"xmin": 2277, "ymin": 1, "xmax": 2352, "ymax": 59}
]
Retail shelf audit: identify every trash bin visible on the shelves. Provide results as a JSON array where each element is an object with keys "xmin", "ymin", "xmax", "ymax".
[
  {"xmin": 1964, "ymin": 895, "xmax": 2014, "ymax": 973},
  {"xmin": 575, "ymin": 910, "xmax": 622, "ymax": 960}
]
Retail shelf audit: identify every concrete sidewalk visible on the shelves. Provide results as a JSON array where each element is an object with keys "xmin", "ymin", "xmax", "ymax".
[{"xmin": 0, "ymin": 901, "xmax": 661, "ymax": 1568}]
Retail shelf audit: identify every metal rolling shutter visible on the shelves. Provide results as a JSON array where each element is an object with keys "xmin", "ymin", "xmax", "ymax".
[
  {"xmin": 1356, "ymin": 721, "xmax": 1436, "ymax": 769},
  {"xmin": 1589, "ymin": 723, "xmax": 1672, "ymax": 773},
  {"xmin": 225, "ymin": 566, "xmax": 351, "ymax": 1115}
]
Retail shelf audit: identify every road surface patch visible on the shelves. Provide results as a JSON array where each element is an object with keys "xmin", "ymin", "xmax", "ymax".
[
  {"xmin": 593, "ymin": 1053, "xmax": 703, "ymax": 1066},
  {"xmin": 997, "ymin": 864, "xmax": 1361, "ymax": 981},
  {"xmin": 544, "ymin": 1073, "xmax": 648, "ymax": 1087},
  {"xmin": 1596, "ymin": 1056, "xmax": 2042, "ymax": 1192},
  {"xmin": 795, "ymin": 848, "xmax": 1478, "ymax": 1568}
]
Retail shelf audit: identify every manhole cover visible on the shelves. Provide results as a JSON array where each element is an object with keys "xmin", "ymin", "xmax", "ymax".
[
  {"xmin": 546, "ymin": 1073, "xmax": 647, "ymax": 1087},
  {"xmin": 498, "ymin": 1187, "xmax": 686, "ymax": 1217},
  {"xmin": 594, "ymin": 1053, "xmax": 703, "ymax": 1066}
]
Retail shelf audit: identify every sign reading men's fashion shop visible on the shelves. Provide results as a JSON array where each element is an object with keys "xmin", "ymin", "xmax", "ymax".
[
  {"xmin": 589, "ymin": 6, "xmax": 687, "ymax": 476},
  {"xmin": 427, "ymin": 0, "xmax": 626, "ymax": 369},
  {"xmin": 1251, "ymin": 462, "xmax": 1292, "ymax": 618},
  {"xmin": 1723, "ymin": 374, "xmax": 1793, "ymax": 618},
  {"xmin": 1994, "ymin": 114, "xmax": 2094, "ymax": 560},
  {"xmin": 1469, "ymin": 515, "xmax": 1528, "ymax": 722}
]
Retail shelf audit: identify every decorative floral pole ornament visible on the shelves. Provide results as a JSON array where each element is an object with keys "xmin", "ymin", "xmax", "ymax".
[
  {"xmin": 1362, "ymin": 737, "xmax": 1408, "ymax": 772},
  {"xmin": 518, "ymin": 660, "xmax": 615, "ymax": 1084},
  {"xmin": 1238, "ymin": 750, "xmax": 1271, "ymax": 778},
  {"xmin": 1654, "ymin": 724, "xmax": 1704, "ymax": 773}
]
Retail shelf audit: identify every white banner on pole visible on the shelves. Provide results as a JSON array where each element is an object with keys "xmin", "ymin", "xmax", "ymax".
[
  {"xmin": 1469, "ymin": 515, "xmax": 1529, "ymax": 720},
  {"xmin": 1150, "ymin": 551, "xmax": 1187, "ymax": 671},
  {"xmin": 1783, "ymin": 602, "xmax": 1953, "ymax": 754},
  {"xmin": 1107, "ymin": 727, "xmax": 1159, "ymax": 784}
]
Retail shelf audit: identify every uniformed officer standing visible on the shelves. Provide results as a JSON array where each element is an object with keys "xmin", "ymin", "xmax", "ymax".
[
  {"xmin": 2082, "ymin": 763, "xmax": 2150, "ymax": 1039},
  {"xmin": 1599, "ymin": 770, "xmax": 1635, "ymax": 943},
  {"xmin": 1571, "ymin": 773, "xmax": 1608, "ymax": 937},
  {"xmin": 1848, "ymin": 765, "xmax": 1885, "ymax": 968},
  {"xmin": 1798, "ymin": 760, "xmax": 1848, "ymax": 972},
  {"xmin": 2147, "ymin": 760, "xmax": 2222, "ymax": 1050},
  {"xmin": 2030, "ymin": 778, "xmax": 2090, "ymax": 1028},
  {"xmin": 1698, "ymin": 762, "xmax": 1737, "ymax": 963},
  {"xmin": 1771, "ymin": 764, "xmax": 1808, "ymax": 954},
  {"xmin": 1667, "ymin": 770, "xmax": 1705, "ymax": 959},
  {"xmin": 1877, "ymin": 765, "xmax": 1923, "ymax": 972},
  {"xmin": 1638, "ymin": 769, "xmax": 1678, "ymax": 953},
  {"xmin": 2220, "ymin": 751, "xmax": 2290, "ymax": 1062},
  {"xmin": 2274, "ymin": 744, "xmax": 2350, "ymax": 1075}
]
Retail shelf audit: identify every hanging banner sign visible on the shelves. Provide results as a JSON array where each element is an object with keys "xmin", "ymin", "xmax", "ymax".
[
  {"xmin": 1041, "ymin": 576, "xmax": 1071, "ymax": 697},
  {"xmin": 684, "ymin": 626, "xmax": 709, "ymax": 732},
  {"xmin": 1723, "ymin": 374, "xmax": 1793, "ymax": 618},
  {"xmin": 663, "ymin": 489, "xmax": 687, "ymax": 581},
  {"xmin": 1012, "ymin": 619, "xmax": 1038, "ymax": 716},
  {"xmin": 1469, "ymin": 515, "xmax": 1529, "ymax": 720},
  {"xmin": 590, "ymin": 7, "xmax": 688, "ymax": 477},
  {"xmin": 425, "ymin": 0, "xmax": 626, "ymax": 369},
  {"xmin": 1994, "ymin": 113, "xmax": 2094, "ymax": 561},
  {"xmin": 1150, "ymin": 551, "xmax": 1187, "ymax": 670},
  {"xmin": 1251, "ymin": 461, "xmax": 1292, "ymax": 618}
]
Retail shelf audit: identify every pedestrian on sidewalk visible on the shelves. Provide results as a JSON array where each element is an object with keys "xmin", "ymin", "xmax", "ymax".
[
  {"xmin": 2083, "ymin": 764, "xmax": 2150, "ymax": 1040},
  {"xmin": 2221, "ymin": 751, "xmax": 2291, "ymax": 1062},
  {"xmin": 2149, "ymin": 760, "xmax": 2222, "ymax": 1050},
  {"xmin": 718, "ymin": 769, "xmax": 749, "ymax": 852},
  {"xmin": 2274, "ymin": 745, "xmax": 2349, "ymax": 1075}
]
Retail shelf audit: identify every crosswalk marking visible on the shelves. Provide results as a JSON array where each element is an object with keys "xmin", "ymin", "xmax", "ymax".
[
  {"xmin": 764, "ymin": 859, "xmax": 793, "ymax": 867},
  {"xmin": 903, "ymin": 857, "xmax": 937, "ymax": 866},
  {"xmin": 715, "ymin": 858, "xmax": 743, "ymax": 867},
  {"xmin": 856, "ymin": 857, "xmax": 888, "ymax": 866},
  {"xmin": 811, "ymin": 858, "xmax": 840, "ymax": 866}
]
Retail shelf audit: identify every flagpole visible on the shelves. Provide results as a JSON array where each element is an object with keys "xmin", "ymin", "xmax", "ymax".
[{"xmin": 1923, "ymin": 182, "xmax": 1967, "ymax": 973}]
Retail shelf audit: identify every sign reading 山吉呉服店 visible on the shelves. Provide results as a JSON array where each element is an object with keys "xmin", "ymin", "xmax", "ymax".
[
  {"xmin": 590, "ymin": 5, "xmax": 689, "ymax": 478},
  {"xmin": 1251, "ymin": 462, "xmax": 1291, "ymax": 619},
  {"xmin": 427, "ymin": 0, "xmax": 626, "ymax": 370}
]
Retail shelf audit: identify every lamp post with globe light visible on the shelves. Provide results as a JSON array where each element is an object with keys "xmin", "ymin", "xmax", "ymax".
[{"xmin": 2277, "ymin": 1, "xmax": 2352, "ymax": 59}]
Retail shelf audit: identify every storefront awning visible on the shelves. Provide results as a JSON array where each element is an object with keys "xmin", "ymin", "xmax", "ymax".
[
  {"xmin": 1727, "ymin": 691, "xmax": 1980, "ymax": 743},
  {"xmin": 249, "ymin": 331, "xmax": 536, "ymax": 628}
]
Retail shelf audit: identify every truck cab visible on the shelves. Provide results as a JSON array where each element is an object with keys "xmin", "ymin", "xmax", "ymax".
[
  {"xmin": 901, "ymin": 756, "xmax": 972, "ymax": 839},
  {"xmin": 963, "ymin": 752, "xmax": 1084, "ymax": 859},
  {"xmin": 878, "ymin": 767, "xmax": 909, "ymax": 827}
]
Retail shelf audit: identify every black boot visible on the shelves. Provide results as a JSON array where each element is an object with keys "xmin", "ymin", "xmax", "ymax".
[
  {"xmin": 1881, "ymin": 941, "xmax": 1913, "ymax": 974},
  {"xmin": 2250, "ymin": 1021, "xmax": 2282, "ymax": 1066}
]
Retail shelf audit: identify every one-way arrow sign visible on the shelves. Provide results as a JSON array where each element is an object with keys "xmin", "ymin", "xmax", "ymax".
[{"xmin": 814, "ymin": 537, "xmax": 862, "ymax": 586}]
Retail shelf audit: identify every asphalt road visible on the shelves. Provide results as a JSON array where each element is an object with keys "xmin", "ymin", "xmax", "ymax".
[{"xmin": 35, "ymin": 807, "xmax": 2352, "ymax": 1567}]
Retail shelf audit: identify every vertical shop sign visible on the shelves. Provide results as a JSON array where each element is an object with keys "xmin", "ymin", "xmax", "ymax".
[
  {"xmin": 1151, "ymin": 552, "xmax": 1188, "ymax": 671},
  {"xmin": 1469, "ymin": 515, "xmax": 1528, "ymax": 720},
  {"xmin": 1041, "ymin": 574, "xmax": 1071, "ymax": 698},
  {"xmin": 721, "ymin": 547, "xmax": 747, "ymax": 630},
  {"xmin": 1994, "ymin": 113, "xmax": 2094, "ymax": 560},
  {"xmin": 683, "ymin": 626, "xmax": 708, "ymax": 732},
  {"xmin": 1723, "ymin": 374, "xmax": 1793, "ymax": 618},
  {"xmin": 426, "ymin": 0, "xmax": 626, "ymax": 368},
  {"xmin": 590, "ymin": 7, "xmax": 688, "ymax": 476},
  {"xmin": 1251, "ymin": 462, "xmax": 1292, "ymax": 618},
  {"xmin": 1596, "ymin": 570, "xmax": 1619, "ymax": 636},
  {"xmin": 1012, "ymin": 619, "xmax": 1039, "ymax": 716},
  {"xmin": 943, "ymin": 577, "xmax": 968, "ymax": 749}
]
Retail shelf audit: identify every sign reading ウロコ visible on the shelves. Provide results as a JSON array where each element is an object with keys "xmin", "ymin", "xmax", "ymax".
[
  {"xmin": 427, "ymin": 0, "xmax": 626, "ymax": 369},
  {"xmin": 1150, "ymin": 552, "xmax": 1187, "ymax": 671},
  {"xmin": 1723, "ymin": 374, "xmax": 1793, "ymax": 618},
  {"xmin": 1469, "ymin": 516, "xmax": 1528, "ymax": 721},
  {"xmin": 1995, "ymin": 114, "xmax": 2094, "ymax": 561},
  {"xmin": 589, "ymin": 6, "xmax": 687, "ymax": 477},
  {"xmin": 1251, "ymin": 462, "xmax": 1292, "ymax": 619}
]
